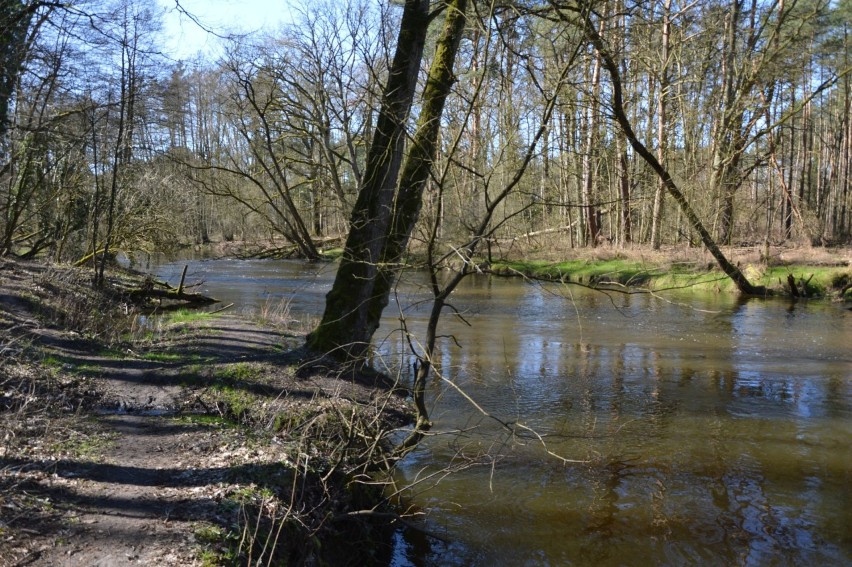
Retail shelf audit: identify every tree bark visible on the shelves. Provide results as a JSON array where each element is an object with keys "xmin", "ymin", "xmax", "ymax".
[
  {"xmin": 650, "ymin": 0, "xmax": 672, "ymax": 250},
  {"xmin": 0, "ymin": 0, "xmax": 36, "ymax": 144},
  {"xmin": 581, "ymin": 24, "xmax": 602, "ymax": 246},
  {"xmin": 306, "ymin": 0, "xmax": 468, "ymax": 362},
  {"xmin": 365, "ymin": 0, "xmax": 469, "ymax": 340},
  {"xmin": 305, "ymin": 0, "xmax": 431, "ymax": 360}
]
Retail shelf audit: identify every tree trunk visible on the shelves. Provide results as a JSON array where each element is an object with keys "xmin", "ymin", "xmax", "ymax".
[
  {"xmin": 365, "ymin": 0, "xmax": 468, "ymax": 337},
  {"xmin": 581, "ymin": 32, "xmax": 602, "ymax": 246},
  {"xmin": 0, "ymin": 0, "xmax": 36, "ymax": 144},
  {"xmin": 306, "ymin": 0, "xmax": 468, "ymax": 362},
  {"xmin": 617, "ymin": 134, "xmax": 631, "ymax": 245},
  {"xmin": 650, "ymin": 0, "xmax": 672, "ymax": 250}
]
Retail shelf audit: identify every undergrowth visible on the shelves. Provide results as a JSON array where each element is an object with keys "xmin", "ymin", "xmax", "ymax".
[{"xmin": 253, "ymin": 296, "xmax": 318, "ymax": 334}]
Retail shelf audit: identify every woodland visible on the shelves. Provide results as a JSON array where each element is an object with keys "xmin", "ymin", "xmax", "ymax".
[
  {"xmin": 5, "ymin": 0, "xmax": 851, "ymax": 380},
  {"xmin": 2, "ymin": 1, "xmax": 852, "ymax": 563},
  {"xmin": 2, "ymin": 0, "xmax": 850, "ymax": 266}
]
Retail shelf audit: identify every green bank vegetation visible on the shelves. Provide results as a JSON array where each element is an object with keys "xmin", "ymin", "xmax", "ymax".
[{"xmin": 489, "ymin": 258, "xmax": 850, "ymax": 299}]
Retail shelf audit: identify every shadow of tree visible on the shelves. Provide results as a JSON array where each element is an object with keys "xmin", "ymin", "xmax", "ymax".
[{"xmin": 1, "ymin": 456, "xmax": 294, "ymax": 490}]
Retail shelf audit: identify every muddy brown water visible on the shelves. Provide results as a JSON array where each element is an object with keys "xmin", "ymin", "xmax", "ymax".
[{"xmin": 150, "ymin": 258, "xmax": 851, "ymax": 566}]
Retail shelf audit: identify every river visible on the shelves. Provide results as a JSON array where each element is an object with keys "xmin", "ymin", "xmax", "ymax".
[{"xmin": 150, "ymin": 257, "xmax": 851, "ymax": 566}]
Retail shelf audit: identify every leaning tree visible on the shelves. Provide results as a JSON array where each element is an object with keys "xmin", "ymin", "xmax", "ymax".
[{"xmin": 306, "ymin": 0, "xmax": 469, "ymax": 363}]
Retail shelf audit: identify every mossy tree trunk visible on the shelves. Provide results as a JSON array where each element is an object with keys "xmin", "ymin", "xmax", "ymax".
[
  {"xmin": 0, "ymin": 0, "xmax": 35, "ymax": 145},
  {"xmin": 306, "ymin": 0, "xmax": 469, "ymax": 362}
]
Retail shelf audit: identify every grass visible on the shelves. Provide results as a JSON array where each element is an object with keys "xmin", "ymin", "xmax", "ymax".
[
  {"xmin": 139, "ymin": 351, "xmax": 184, "ymax": 363},
  {"xmin": 254, "ymin": 296, "xmax": 295, "ymax": 329},
  {"xmin": 41, "ymin": 355, "xmax": 66, "ymax": 369},
  {"xmin": 489, "ymin": 257, "xmax": 851, "ymax": 297},
  {"xmin": 758, "ymin": 266, "xmax": 846, "ymax": 296},
  {"xmin": 51, "ymin": 427, "xmax": 117, "ymax": 460},
  {"xmin": 167, "ymin": 308, "xmax": 216, "ymax": 325},
  {"xmin": 491, "ymin": 258, "xmax": 658, "ymax": 285},
  {"xmin": 194, "ymin": 524, "xmax": 239, "ymax": 567},
  {"xmin": 74, "ymin": 363, "xmax": 103, "ymax": 376},
  {"xmin": 321, "ymin": 247, "xmax": 344, "ymax": 260},
  {"xmin": 40, "ymin": 354, "xmax": 102, "ymax": 377},
  {"xmin": 193, "ymin": 363, "xmax": 267, "ymax": 424},
  {"xmin": 212, "ymin": 384, "xmax": 254, "ymax": 422},
  {"xmin": 216, "ymin": 362, "xmax": 261, "ymax": 382},
  {"xmin": 253, "ymin": 296, "xmax": 319, "ymax": 334},
  {"xmin": 127, "ymin": 309, "xmax": 220, "ymax": 344},
  {"xmin": 97, "ymin": 347, "xmax": 126, "ymax": 359}
]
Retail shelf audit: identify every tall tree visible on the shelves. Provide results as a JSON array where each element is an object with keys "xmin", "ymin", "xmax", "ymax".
[
  {"xmin": 554, "ymin": 0, "xmax": 765, "ymax": 295},
  {"xmin": 649, "ymin": 0, "xmax": 672, "ymax": 250},
  {"xmin": 0, "ymin": 0, "xmax": 40, "ymax": 146},
  {"xmin": 307, "ymin": 0, "xmax": 468, "ymax": 363},
  {"xmin": 581, "ymin": 20, "xmax": 603, "ymax": 246}
]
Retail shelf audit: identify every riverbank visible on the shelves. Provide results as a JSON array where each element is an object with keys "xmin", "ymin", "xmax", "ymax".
[
  {"xmin": 0, "ymin": 259, "xmax": 411, "ymax": 566},
  {"xmin": 485, "ymin": 244, "xmax": 852, "ymax": 299},
  {"xmin": 173, "ymin": 239, "xmax": 852, "ymax": 300}
]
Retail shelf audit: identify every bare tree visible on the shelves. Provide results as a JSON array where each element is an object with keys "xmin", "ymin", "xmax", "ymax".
[
  {"xmin": 548, "ymin": 0, "xmax": 765, "ymax": 294},
  {"xmin": 397, "ymin": 2, "xmax": 583, "ymax": 452}
]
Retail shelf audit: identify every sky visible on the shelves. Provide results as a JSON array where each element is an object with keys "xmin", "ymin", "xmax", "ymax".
[{"xmin": 157, "ymin": 0, "xmax": 297, "ymax": 60}]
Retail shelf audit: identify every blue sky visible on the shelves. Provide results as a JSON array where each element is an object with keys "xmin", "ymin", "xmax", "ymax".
[{"xmin": 158, "ymin": 0, "xmax": 296, "ymax": 59}]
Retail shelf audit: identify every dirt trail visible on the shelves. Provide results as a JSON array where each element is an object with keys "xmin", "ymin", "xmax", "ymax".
[
  {"xmin": 1, "ymin": 263, "xmax": 408, "ymax": 566},
  {"xmin": 35, "ymin": 413, "xmax": 214, "ymax": 566},
  {"xmin": 2, "ymin": 312, "xmax": 291, "ymax": 566}
]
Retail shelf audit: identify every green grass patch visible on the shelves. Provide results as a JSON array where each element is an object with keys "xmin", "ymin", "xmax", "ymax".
[
  {"xmin": 490, "ymin": 258, "xmax": 654, "ymax": 285},
  {"xmin": 216, "ymin": 362, "xmax": 261, "ymax": 382},
  {"xmin": 490, "ymin": 258, "xmax": 850, "ymax": 297},
  {"xmin": 98, "ymin": 347, "xmax": 126, "ymax": 359},
  {"xmin": 167, "ymin": 308, "xmax": 215, "ymax": 325},
  {"xmin": 74, "ymin": 363, "xmax": 103, "ymax": 376},
  {"xmin": 194, "ymin": 363, "xmax": 266, "ymax": 423},
  {"xmin": 321, "ymin": 247, "xmax": 344, "ymax": 260},
  {"xmin": 760, "ymin": 265, "xmax": 850, "ymax": 296},
  {"xmin": 51, "ymin": 429, "xmax": 117, "ymax": 460},
  {"xmin": 212, "ymin": 384, "xmax": 254, "ymax": 422},
  {"xmin": 647, "ymin": 265, "xmax": 849, "ymax": 295},
  {"xmin": 140, "ymin": 351, "xmax": 184, "ymax": 363},
  {"xmin": 41, "ymin": 354, "xmax": 66, "ymax": 369},
  {"xmin": 41, "ymin": 354, "xmax": 103, "ymax": 376},
  {"xmin": 194, "ymin": 524, "xmax": 241, "ymax": 567},
  {"xmin": 649, "ymin": 271, "xmax": 733, "ymax": 292}
]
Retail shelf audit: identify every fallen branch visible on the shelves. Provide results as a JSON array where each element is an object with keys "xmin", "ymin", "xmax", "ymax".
[
  {"xmin": 128, "ymin": 287, "xmax": 218, "ymax": 305},
  {"xmin": 129, "ymin": 269, "xmax": 218, "ymax": 305},
  {"xmin": 495, "ymin": 223, "xmax": 579, "ymax": 243},
  {"xmin": 210, "ymin": 302, "xmax": 234, "ymax": 314}
]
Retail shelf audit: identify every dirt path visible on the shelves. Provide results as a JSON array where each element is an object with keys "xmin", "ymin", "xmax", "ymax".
[
  {"xmin": 1, "ymin": 261, "xmax": 409, "ymax": 566},
  {"xmin": 2, "ymin": 316, "xmax": 285, "ymax": 566},
  {"xmin": 30, "ymin": 414, "xmax": 217, "ymax": 566}
]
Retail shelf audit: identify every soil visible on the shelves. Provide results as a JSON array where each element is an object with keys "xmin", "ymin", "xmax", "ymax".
[{"xmin": 0, "ymin": 259, "xmax": 411, "ymax": 566}]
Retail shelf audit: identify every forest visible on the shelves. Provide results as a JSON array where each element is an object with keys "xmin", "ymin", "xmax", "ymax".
[
  {"xmin": 2, "ymin": 0, "xmax": 851, "ymax": 270},
  {"xmin": 2, "ymin": 1, "xmax": 852, "ymax": 565}
]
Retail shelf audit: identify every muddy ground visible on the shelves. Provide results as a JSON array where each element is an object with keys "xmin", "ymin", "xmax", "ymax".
[{"xmin": 0, "ymin": 259, "xmax": 411, "ymax": 566}]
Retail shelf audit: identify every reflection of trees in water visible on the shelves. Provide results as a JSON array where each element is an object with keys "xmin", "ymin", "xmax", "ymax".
[{"xmin": 371, "ymin": 278, "xmax": 848, "ymax": 564}]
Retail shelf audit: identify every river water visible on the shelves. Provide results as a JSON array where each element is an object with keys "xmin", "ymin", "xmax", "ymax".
[{"xmin": 151, "ymin": 258, "xmax": 851, "ymax": 566}]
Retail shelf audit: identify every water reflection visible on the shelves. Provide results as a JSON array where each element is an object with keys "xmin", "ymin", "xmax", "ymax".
[
  {"xmin": 150, "ymin": 259, "xmax": 852, "ymax": 565},
  {"xmin": 388, "ymin": 281, "xmax": 850, "ymax": 566}
]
